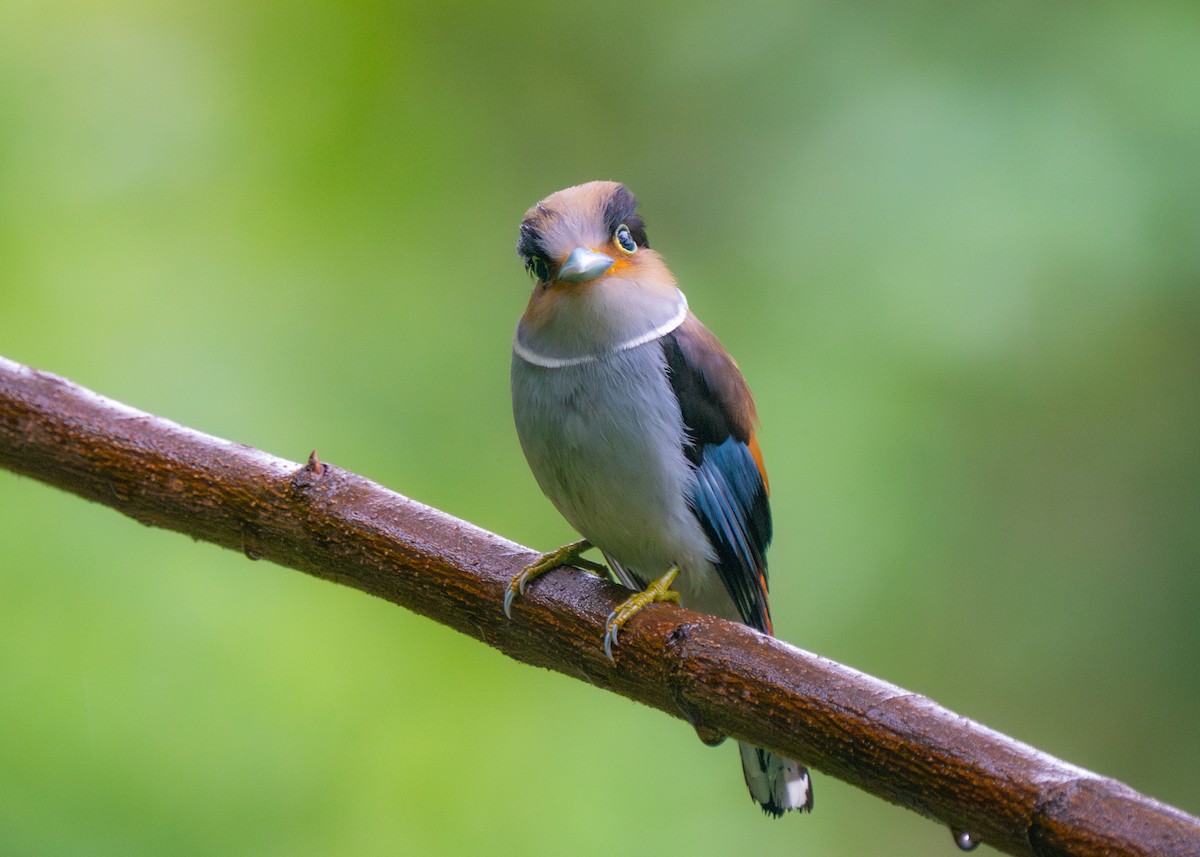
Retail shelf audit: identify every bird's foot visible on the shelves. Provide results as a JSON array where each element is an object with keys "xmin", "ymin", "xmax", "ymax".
[
  {"xmin": 603, "ymin": 568, "xmax": 681, "ymax": 661},
  {"xmin": 503, "ymin": 539, "xmax": 605, "ymax": 618}
]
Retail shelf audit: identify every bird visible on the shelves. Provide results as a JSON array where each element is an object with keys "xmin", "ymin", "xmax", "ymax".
[{"xmin": 504, "ymin": 180, "xmax": 812, "ymax": 817}]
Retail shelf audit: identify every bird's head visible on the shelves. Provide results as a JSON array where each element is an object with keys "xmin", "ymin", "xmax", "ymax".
[
  {"xmin": 513, "ymin": 182, "xmax": 688, "ymax": 363},
  {"xmin": 516, "ymin": 181, "xmax": 665, "ymax": 290}
]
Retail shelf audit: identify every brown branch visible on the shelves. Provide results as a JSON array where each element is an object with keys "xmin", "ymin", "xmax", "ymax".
[{"xmin": 1, "ymin": 354, "xmax": 1196, "ymax": 857}]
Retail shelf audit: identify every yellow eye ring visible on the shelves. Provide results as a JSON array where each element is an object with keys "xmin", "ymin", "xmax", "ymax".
[
  {"xmin": 527, "ymin": 256, "xmax": 551, "ymax": 282},
  {"xmin": 614, "ymin": 224, "xmax": 637, "ymax": 254}
]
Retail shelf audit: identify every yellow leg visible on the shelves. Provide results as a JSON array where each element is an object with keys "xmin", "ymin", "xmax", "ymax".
[
  {"xmin": 503, "ymin": 539, "xmax": 606, "ymax": 619},
  {"xmin": 603, "ymin": 568, "xmax": 681, "ymax": 662}
]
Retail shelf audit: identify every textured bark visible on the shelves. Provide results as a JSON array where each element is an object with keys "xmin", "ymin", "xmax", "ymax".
[{"xmin": 1, "ymin": 354, "xmax": 1197, "ymax": 857}]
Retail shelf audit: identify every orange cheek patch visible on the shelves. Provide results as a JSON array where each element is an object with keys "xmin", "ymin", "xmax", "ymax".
[{"xmin": 522, "ymin": 282, "xmax": 572, "ymax": 329}]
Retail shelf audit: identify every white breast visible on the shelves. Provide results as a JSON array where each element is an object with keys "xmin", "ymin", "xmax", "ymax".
[{"xmin": 511, "ymin": 340, "xmax": 717, "ymax": 588}]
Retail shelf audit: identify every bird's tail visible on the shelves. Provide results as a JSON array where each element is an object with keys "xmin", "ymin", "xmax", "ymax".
[{"xmin": 738, "ymin": 742, "xmax": 813, "ymax": 817}]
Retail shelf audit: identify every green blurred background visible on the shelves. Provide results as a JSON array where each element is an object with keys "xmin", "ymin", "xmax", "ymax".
[{"xmin": 2, "ymin": 1, "xmax": 1198, "ymax": 854}]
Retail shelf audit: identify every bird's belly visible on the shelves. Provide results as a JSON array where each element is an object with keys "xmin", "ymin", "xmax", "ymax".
[{"xmin": 511, "ymin": 344, "xmax": 715, "ymax": 585}]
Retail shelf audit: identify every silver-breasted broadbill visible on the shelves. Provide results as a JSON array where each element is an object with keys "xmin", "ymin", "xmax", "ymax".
[{"xmin": 506, "ymin": 181, "xmax": 812, "ymax": 817}]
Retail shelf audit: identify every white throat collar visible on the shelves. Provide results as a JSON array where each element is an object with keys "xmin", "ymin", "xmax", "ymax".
[{"xmin": 514, "ymin": 292, "xmax": 689, "ymax": 369}]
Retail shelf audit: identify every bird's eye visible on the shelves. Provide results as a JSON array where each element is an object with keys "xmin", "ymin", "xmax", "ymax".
[
  {"xmin": 615, "ymin": 224, "xmax": 637, "ymax": 254},
  {"xmin": 527, "ymin": 256, "xmax": 551, "ymax": 282}
]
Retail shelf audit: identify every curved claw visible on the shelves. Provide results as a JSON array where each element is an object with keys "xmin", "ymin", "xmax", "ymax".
[
  {"xmin": 603, "ymin": 611, "xmax": 620, "ymax": 662},
  {"xmin": 503, "ymin": 539, "xmax": 595, "ymax": 618},
  {"xmin": 600, "ymin": 568, "xmax": 680, "ymax": 661},
  {"xmin": 503, "ymin": 584, "xmax": 518, "ymax": 620},
  {"xmin": 503, "ymin": 572, "xmax": 533, "ymax": 619}
]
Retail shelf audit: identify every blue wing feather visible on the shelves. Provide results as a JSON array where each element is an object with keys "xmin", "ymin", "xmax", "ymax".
[
  {"xmin": 661, "ymin": 318, "xmax": 774, "ymax": 633},
  {"xmin": 692, "ymin": 437, "xmax": 773, "ymax": 632}
]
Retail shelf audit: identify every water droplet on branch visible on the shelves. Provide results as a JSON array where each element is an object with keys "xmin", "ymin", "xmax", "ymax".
[{"xmin": 951, "ymin": 828, "xmax": 980, "ymax": 851}]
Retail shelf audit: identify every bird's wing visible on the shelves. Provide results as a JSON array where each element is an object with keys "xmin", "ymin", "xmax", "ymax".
[{"xmin": 661, "ymin": 314, "xmax": 774, "ymax": 634}]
